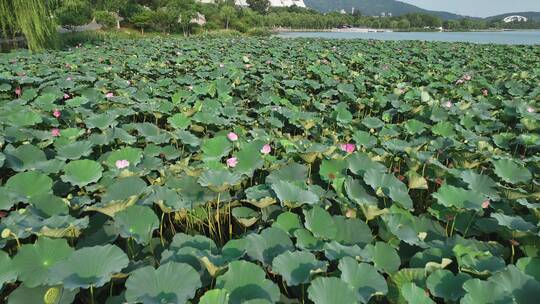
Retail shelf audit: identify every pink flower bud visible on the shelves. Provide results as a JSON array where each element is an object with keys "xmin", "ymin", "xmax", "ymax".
[
  {"xmin": 226, "ymin": 157, "xmax": 238, "ymax": 168},
  {"xmin": 261, "ymin": 144, "xmax": 272, "ymax": 154},
  {"xmin": 53, "ymin": 109, "xmax": 61, "ymax": 118},
  {"xmin": 227, "ymin": 132, "xmax": 238, "ymax": 142},
  {"xmin": 115, "ymin": 159, "xmax": 130, "ymax": 169}
]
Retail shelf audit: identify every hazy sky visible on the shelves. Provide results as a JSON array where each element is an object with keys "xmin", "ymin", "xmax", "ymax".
[{"xmin": 399, "ymin": 0, "xmax": 540, "ymax": 17}]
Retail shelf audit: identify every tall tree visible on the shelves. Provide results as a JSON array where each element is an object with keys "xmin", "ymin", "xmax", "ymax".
[
  {"xmin": 0, "ymin": 0, "xmax": 59, "ymax": 51},
  {"xmin": 246, "ymin": 0, "xmax": 268, "ymax": 15}
]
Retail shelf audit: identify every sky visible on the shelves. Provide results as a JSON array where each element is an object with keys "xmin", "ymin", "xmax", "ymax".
[{"xmin": 399, "ymin": 0, "xmax": 540, "ymax": 17}]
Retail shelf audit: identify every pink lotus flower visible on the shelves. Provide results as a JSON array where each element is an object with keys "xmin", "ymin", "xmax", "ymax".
[
  {"xmin": 227, "ymin": 132, "xmax": 238, "ymax": 142},
  {"xmin": 64, "ymin": 93, "xmax": 70, "ymax": 99},
  {"xmin": 226, "ymin": 157, "xmax": 238, "ymax": 168},
  {"xmin": 15, "ymin": 87, "xmax": 21, "ymax": 97},
  {"xmin": 463, "ymin": 74, "xmax": 472, "ymax": 81},
  {"xmin": 482, "ymin": 200, "xmax": 490, "ymax": 209},
  {"xmin": 482, "ymin": 89, "xmax": 489, "ymax": 96},
  {"xmin": 51, "ymin": 128, "xmax": 60, "ymax": 137},
  {"xmin": 53, "ymin": 109, "xmax": 61, "ymax": 118},
  {"xmin": 266, "ymin": 60, "xmax": 272, "ymax": 65},
  {"xmin": 443, "ymin": 101, "xmax": 452, "ymax": 108},
  {"xmin": 261, "ymin": 144, "xmax": 272, "ymax": 154},
  {"xmin": 105, "ymin": 92, "xmax": 114, "ymax": 98},
  {"xmin": 527, "ymin": 107, "xmax": 535, "ymax": 113},
  {"xmin": 340, "ymin": 143, "xmax": 356, "ymax": 153},
  {"xmin": 245, "ymin": 64, "xmax": 252, "ymax": 69},
  {"xmin": 66, "ymin": 76, "xmax": 72, "ymax": 81},
  {"xmin": 456, "ymin": 79, "xmax": 464, "ymax": 85},
  {"xmin": 398, "ymin": 88, "xmax": 405, "ymax": 94},
  {"xmin": 115, "ymin": 159, "xmax": 130, "ymax": 169}
]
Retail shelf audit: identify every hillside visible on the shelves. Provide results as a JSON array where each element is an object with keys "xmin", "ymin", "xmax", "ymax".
[
  {"xmin": 304, "ymin": 0, "xmax": 465, "ymax": 20},
  {"xmin": 486, "ymin": 11, "xmax": 540, "ymax": 21}
]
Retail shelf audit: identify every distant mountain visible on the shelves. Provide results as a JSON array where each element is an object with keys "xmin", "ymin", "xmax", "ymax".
[
  {"xmin": 486, "ymin": 12, "xmax": 540, "ymax": 21},
  {"xmin": 304, "ymin": 0, "xmax": 466, "ymax": 20}
]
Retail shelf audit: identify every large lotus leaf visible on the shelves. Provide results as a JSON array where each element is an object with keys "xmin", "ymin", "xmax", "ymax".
[
  {"xmin": 492, "ymin": 159, "xmax": 532, "ymax": 184},
  {"xmin": 216, "ymin": 261, "xmax": 280, "ymax": 304},
  {"xmin": 125, "ymin": 262, "xmax": 202, "ymax": 304},
  {"xmin": 270, "ymin": 181, "xmax": 319, "ymax": 207},
  {"xmin": 113, "ymin": 205, "xmax": 159, "ymax": 244},
  {"xmin": 5, "ymin": 108, "xmax": 42, "ymax": 127},
  {"xmin": 334, "ymin": 102, "xmax": 353, "ymax": 124},
  {"xmin": 517, "ymin": 257, "xmax": 540, "ymax": 281},
  {"xmin": 339, "ymin": 257, "xmax": 388, "ymax": 303},
  {"xmin": 363, "ymin": 169, "xmax": 412, "ymax": 209},
  {"xmin": 362, "ymin": 117, "xmax": 384, "ymax": 129},
  {"xmin": 0, "ymin": 251, "xmax": 16, "ymax": 288},
  {"xmin": 29, "ymin": 194, "xmax": 69, "ymax": 217},
  {"xmin": 56, "ymin": 141, "xmax": 93, "ymax": 160},
  {"xmin": 333, "ymin": 216, "xmax": 372, "ymax": 246},
  {"xmin": 105, "ymin": 147, "xmax": 143, "ymax": 168},
  {"xmin": 5, "ymin": 171, "xmax": 52, "ymax": 200},
  {"xmin": 365, "ymin": 242, "xmax": 401, "ymax": 274},
  {"xmin": 426, "ymin": 269, "xmax": 470, "ymax": 301},
  {"xmin": 232, "ymin": 207, "xmax": 259, "ymax": 227},
  {"xmin": 4, "ymin": 144, "xmax": 47, "ymax": 171},
  {"xmin": 461, "ymin": 279, "xmax": 512, "ymax": 304},
  {"xmin": 86, "ymin": 113, "xmax": 117, "ymax": 129},
  {"xmin": 401, "ymin": 283, "xmax": 435, "ymax": 304},
  {"xmin": 272, "ymin": 251, "xmax": 327, "ymax": 286},
  {"xmin": 491, "ymin": 213, "xmax": 537, "ymax": 233},
  {"xmin": 344, "ymin": 178, "xmax": 379, "ymax": 206},
  {"xmin": 245, "ymin": 227, "xmax": 295, "ymax": 265},
  {"xmin": 12, "ymin": 237, "xmax": 74, "ymax": 288},
  {"xmin": 304, "ymin": 206, "xmax": 337, "ymax": 240},
  {"xmin": 0, "ymin": 187, "xmax": 15, "ymax": 210},
  {"xmin": 265, "ymin": 163, "xmax": 308, "ymax": 184},
  {"xmin": 489, "ymin": 265, "xmax": 540, "ymax": 303},
  {"xmin": 167, "ymin": 113, "xmax": 191, "ymax": 130},
  {"xmin": 49, "ymin": 244, "xmax": 129, "ymax": 289},
  {"xmin": 102, "ymin": 177, "xmax": 147, "ymax": 203},
  {"xmin": 432, "ymin": 184, "xmax": 486, "ymax": 211},
  {"xmin": 170, "ymin": 233, "xmax": 218, "ymax": 254},
  {"xmin": 324, "ymin": 241, "xmax": 364, "ymax": 261},
  {"xmin": 198, "ymin": 169, "xmax": 242, "ymax": 192},
  {"xmin": 61, "ymin": 160, "xmax": 103, "ymax": 187},
  {"xmin": 199, "ymin": 289, "xmax": 230, "ymax": 304},
  {"xmin": 272, "ymin": 211, "xmax": 303, "ymax": 235},
  {"xmin": 201, "ymin": 136, "xmax": 231, "ymax": 162},
  {"xmin": 319, "ymin": 158, "xmax": 347, "ymax": 182},
  {"xmin": 308, "ymin": 277, "xmax": 359, "ymax": 304},
  {"xmin": 233, "ymin": 142, "xmax": 264, "ymax": 176},
  {"xmin": 294, "ymin": 229, "xmax": 324, "ymax": 251},
  {"xmin": 460, "ymin": 170, "xmax": 500, "ymax": 200},
  {"xmin": 347, "ymin": 153, "xmax": 386, "ymax": 177},
  {"xmin": 7, "ymin": 285, "xmax": 78, "ymax": 304}
]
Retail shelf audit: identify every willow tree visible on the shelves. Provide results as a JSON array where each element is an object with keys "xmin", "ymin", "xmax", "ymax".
[{"xmin": 0, "ymin": 0, "xmax": 60, "ymax": 51}]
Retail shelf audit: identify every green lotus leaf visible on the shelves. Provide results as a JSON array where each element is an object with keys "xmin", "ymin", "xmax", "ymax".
[
  {"xmin": 167, "ymin": 113, "xmax": 192, "ymax": 129},
  {"xmin": 308, "ymin": 277, "xmax": 359, "ymax": 304},
  {"xmin": 0, "ymin": 251, "xmax": 16, "ymax": 288},
  {"xmin": 5, "ymin": 171, "xmax": 52, "ymax": 200},
  {"xmin": 12, "ymin": 237, "xmax": 74, "ymax": 288},
  {"xmin": 270, "ymin": 181, "xmax": 319, "ymax": 207},
  {"xmin": 199, "ymin": 289, "xmax": 230, "ymax": 304},
  {"xmin": 352, "ymin": 130, "xmax": 377, "ymax": 148},
  {"xmin": 294, "ymin": 229, "xmax": 324, "ymax": 251},
  {"xmin": 105, "ymin": 147, "xmax": 143, "ymax": 168},
  {"xmin": 102, "ymin": 177, "xmax": 147, "ymax": 203},
  {"xmin": 319, "ymin": 158, "xmax": 347, "ymax": 182},
  {"xmin": 344, "ymin": 177, "xmax": 378, "ymax": 206},
  {"xmin": 366, "ymin": 242, "xmax": 401, "ymax": 274},
  {"xmin": 426, "ymin": 269, "xmax": 470, "ymax": 301},
  {"xmin": 245, "ymin": 227, "xmax": 295, "ymax": 265},
  {"xmin": 401, "ymin": 282, "xmax": 435, "ymax": 304},
  {"xmin": 404, "ymin": 119, "xmax": 428, "ymax": 135},
  {"xmin": 4, "ymin": 144, "xmax": 47, "ymax": 171},
  {"xmin": 86, "ymin": 113, "xmax": 117, "ymax": 129},
  {"xmin": 49, "ymin": 244, "xmax": 129, "ymax": 289},
  {"xmin": 216, "ymin": 261, "xmax": 280, "ymax": 304},
  {"xmin": 460, "ymin": 170, "xmax": 500, "ymax": 200},
  {"xmin": 333, "ymin": 216, "xmax": 372, "ymax": 246},
  {"xmin": 517, "ymin": 257, "xmax": 540, "ymax": 281},
  {"xmin": 7, "ymin": 285, "xmax": 78, "ymax": 304},
  {"xmin": 492, "ymin": 159, "xmax": 532, "ymax": 184},
  {"xmin": 346, "ymin": 153, "xmax": 386, "ymax": 177},
  {"xmin": 113, "ymin": 205, "xmax": 159, "ymax": 244},
  {"xmin": 125, "ymin": 262, "xmax": 202, "ymax": 304},
  {"xmin": 363, "ymin": 169, "xmax": 412, "ymax": 209},
  {"xmin": 61, "ymin": 160, "xmax": 103, "ymax": 187},
  {"xmin": 265, "ymin": 163, "xmax": 308, "ymax": 184},
  {"xmin": 334, "ymin": 102, "xmax": 353, "ymax": 124},
  {"xmin": 432, "ymin": 121, "xmax": 456, "ymax": 137},
  {"xmin": 491, "ymin": 213, "xmax": 537, "ymax": 232},
  {"xmin": 0, "ymin": 187, "xmax": 15, "ymax": 210},
  {"xmin": 304, "ymin": 206, "xmax": 337, "ymax": 239},
  {"xmin": 362, "ymin": 117, "xmax": 384, "ymax": 129},
  {"xmin": 201, "ymin": 136, "xmax": 231, "ymax": 162},
  {"xmin": 272, "ymin": 211, "xmax": 303, "ymax": 235},
  {"xmin": 324, "ymin": 241, "xmax": 364, "ymax": 261},
  {"xmin": 198, "ymin": 169, "xmax": 242, "ymax": 192},
  {"xmin": 5, "ymin": 109, "xmax": 42, "ymax": 127},
  {"xmin": 56, "ymin": 141, "xmax": 93, "ymax": 160},
  {"xmin": 339, "ymin": 256, "xmax": 388, "ymax": 303},
  {"xmin": 233, "ymin": 142, "xmax": 264, "ymax": 176},
  {"xmin": 482, "ymin": 265, "xmax": 540, "ymax": 303},
  {"xmin": 272, "ymin": 251, "xmax": 327, "ymax": 286},
  {"xmin": 232, "ymin": 207, "xmax": 259, "ymax": 227},
  {"xmin": 432, "ymin": 184, "xmax": 486, "ymax": 211},
  {"xmin": 461, "ymin": 279, "xmax": 512, "ymax": 304},
  {"xmin": 29, "ymin": 194, "xmax": 69, "ymax": 217},
  {"xmin": 170, "ymin": 233, "xmax": 218, "ymax": 253}
]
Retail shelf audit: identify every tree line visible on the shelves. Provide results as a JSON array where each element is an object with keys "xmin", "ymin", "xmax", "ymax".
[{"xmin": 2, "ymin": 0, "xmax": 539, "ymax": 51}]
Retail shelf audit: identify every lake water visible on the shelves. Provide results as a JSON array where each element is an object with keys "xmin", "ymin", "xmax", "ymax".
[{"xmin": 277, "ymin": 30, "xmax": 540, "ymax": 45}]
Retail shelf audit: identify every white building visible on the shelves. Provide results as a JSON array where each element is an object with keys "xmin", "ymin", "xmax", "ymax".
[{"xmin": 503, "ymin": 15, "xmax": 528, "ymax": 23}]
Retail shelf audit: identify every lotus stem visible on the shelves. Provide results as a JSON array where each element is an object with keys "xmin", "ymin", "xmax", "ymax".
[
  {"xmin": 159, "ymin": 212, "xmax": 165, "ymax": 247},
  {"xmin": 216, "ymin": 192, "xmax": 222, "ymax": 244},
  {"xmin": 90, "ymin": 285, "xmax": 95, "ymax": 304}
]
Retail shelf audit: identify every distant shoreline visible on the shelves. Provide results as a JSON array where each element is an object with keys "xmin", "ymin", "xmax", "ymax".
[{"xmin": 272, "ymin": 27, "xmax": 540, "ymax": 33}]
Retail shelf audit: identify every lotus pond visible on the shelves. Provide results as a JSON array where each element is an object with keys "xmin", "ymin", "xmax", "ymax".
[{"xmin": 0, "ymin": 37, "xmax": 539, "ymax": 303}]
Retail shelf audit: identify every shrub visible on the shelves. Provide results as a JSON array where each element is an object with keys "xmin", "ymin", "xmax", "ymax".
[
  {"xmin": 245, "ymin": 27, "xmax": 272, "ymax": 36},
  {"xmin": 94, "ymin": 11, "xmax": 117, "ymax": 29},
  {"xmin": 55, "ymin": 0, "xmax": 93, "ymax": 29}
]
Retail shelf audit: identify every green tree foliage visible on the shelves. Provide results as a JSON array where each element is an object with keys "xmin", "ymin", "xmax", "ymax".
[
  {"xmin": 55, "ymin": 0, "xmax": 93, "ymax": 29},
  {"xmin": 246, "ymin": 0, "xmax": 269, "ymax": 15},
  {"xmin": 94, "ymin": 10, "xmax": 117, "ymax": 28}
]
